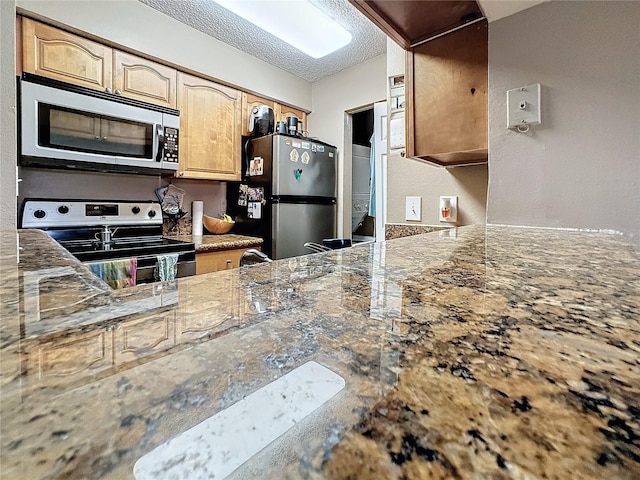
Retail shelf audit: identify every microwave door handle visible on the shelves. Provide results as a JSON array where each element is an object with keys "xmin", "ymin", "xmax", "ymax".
[{"xmin": 154, "ymin": 124, "xmax": 165, "ymax": 162}]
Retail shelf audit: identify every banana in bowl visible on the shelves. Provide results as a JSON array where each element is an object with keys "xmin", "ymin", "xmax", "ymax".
[{"xmin": 203, "ymin": 214, "xmax": 234, "ymax": 234}]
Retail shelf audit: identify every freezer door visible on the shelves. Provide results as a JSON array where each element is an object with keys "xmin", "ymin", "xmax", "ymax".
[
  {"xmin": 272, "ymin": 135, "xmax": 336, "ymax": 197},
  {"xmin": 272, "ymin": 202, "xmax": 336, "ymax": 260}
]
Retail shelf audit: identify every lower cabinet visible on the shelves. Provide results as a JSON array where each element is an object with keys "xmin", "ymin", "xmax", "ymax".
[
  {"xmin": 28, "ymin": 328, "xmax": 114, "ymax": 387},
  {"xmin": 25, "ymin": 307, "xmax": 176, "ymax": 387},
  {"xmin": 113, "ymin": 308, "xmax": 175, "ymax": 365},
  {"xmin": 196, "ymin": 247, "xmax": 256, "ymax": 274}
]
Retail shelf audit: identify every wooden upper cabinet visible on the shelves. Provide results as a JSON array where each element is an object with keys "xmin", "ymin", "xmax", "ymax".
[
  {"xmin": 406, "ymin": 21, "xmax": 488, "ymax": 167},
  {"xmin": 177, "ymin": 73, "xmax": 242, "ymax": 180},
  {"xmin": 241, "ymin": 93, "xmax": 276, "ymax": 136},
  {"xmin": 22, "ymin": 17, "xmax": 113, "ymax": 91},
  {"xmin": 113, "ymin": 51, "xmax": 177, "ymax": 108},
  {"xmin": 275, "ymin": 104, "xmax": 308, "ymax": 134}
]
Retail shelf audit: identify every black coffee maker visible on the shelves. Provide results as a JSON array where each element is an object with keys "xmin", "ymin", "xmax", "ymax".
[{"xmin": 248, "ymin": 105, "xmax": 274, "ymax": 137}]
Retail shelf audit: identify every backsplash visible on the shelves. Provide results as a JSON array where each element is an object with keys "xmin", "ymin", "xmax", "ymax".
[{"xmin": 18, "ymin": 168, "xmax": 227, "ymax": 233}]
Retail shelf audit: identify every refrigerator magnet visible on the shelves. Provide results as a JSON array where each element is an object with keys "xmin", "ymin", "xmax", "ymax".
[
  {"xmin": 301, "ymin": 151, "xmax": 310, "ymax": 164},
  {"xmin": 248, "ymin": 187, "xmax": 264, "ymax": 202},
  {"xmin": 238, "ymin": 184, "xmax": 248, "ymax": 206},
  {"xmin": 301, "ymin": 142, "xmax": 310, "ymax": 150},
  {"xmin": 247, "ymin": 202, "xmax": 262, "ymax": 219},
  {"xmin": 317, "ymin": 145, "xmax": 325, "ymax": 153},
  {"xmin": 290, "ymin": 149, "xmax": 299, "ymax": 162},
  {"xmin": 311, "ymin": 144, "xmax": 317, "ymax": 152},
  {"xmin": 250, "ymin": 157, "xmax": 264, "ymax": 176},
  {"xmin": 292, "ymin": 140, "xmax": 302, "ymax": 148},
  {"xmin": 329, "ymin": 152, "xmax": 334, "ymax": 158}
]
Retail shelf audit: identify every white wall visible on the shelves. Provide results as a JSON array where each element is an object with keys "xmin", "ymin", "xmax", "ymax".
[
  {"xmin": 385, "ymin": 38, "xmax": 488, "ymax": 226},
  {"xmin": 488, "ymin": 1, "xmax": 640, "ymax": 242},
  {"xmin": 16, "ymin": 0, "xmax": 311, "ymax": 110},
  {"xmin": 0, "ymin": 1, "xmax": 17, "ymax": 230},
  {"xmin": 309, "ymin": 54, "xmax": 386, "ymax": 237}
]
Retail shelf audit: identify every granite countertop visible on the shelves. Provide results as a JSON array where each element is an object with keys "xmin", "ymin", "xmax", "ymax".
[
  {"xmin": 169, "ymin": 233, "xmax": 263, "ymax": 253},
  {"xmin": 1, "ymin": 226, "xmax": 638, "ymax": 479}
]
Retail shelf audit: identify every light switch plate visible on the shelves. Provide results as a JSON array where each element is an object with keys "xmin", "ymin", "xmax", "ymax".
[{"xmin": 405, "ymin": 196, "xmax": 421, "ymax": 221}]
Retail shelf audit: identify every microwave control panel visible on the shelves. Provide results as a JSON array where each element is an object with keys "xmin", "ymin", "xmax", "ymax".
[{"xmin": 163, "ymin": 127, "xmax": 179, "ymax": 163}]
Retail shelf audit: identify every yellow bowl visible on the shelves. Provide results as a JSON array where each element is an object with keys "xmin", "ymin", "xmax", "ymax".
[{"xmin": 203, "ymin": 215, "xmax": 234, "ymax": 234}]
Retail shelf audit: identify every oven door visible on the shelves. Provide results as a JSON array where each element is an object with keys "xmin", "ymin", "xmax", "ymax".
[
  {"xmin": 135, "ymin": 253, "xmax": 197, "ymax": 284},
  {"xmin": 85, "ymin": 252, "xmax": 196, "ymax": 288},
  {"xmin": 20, "ymin": 76, "xmax": 179, "ymax": 173}
]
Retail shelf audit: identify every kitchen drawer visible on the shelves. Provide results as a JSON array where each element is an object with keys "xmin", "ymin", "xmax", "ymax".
[{"xmin": 196, "ymin": 247, "xmax": 254, "ymax": 274}]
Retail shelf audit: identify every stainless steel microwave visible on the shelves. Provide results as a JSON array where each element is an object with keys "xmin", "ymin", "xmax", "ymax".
[{"xmin": 19, "ymin": 73, "xmax": 179, "ymax": 175}]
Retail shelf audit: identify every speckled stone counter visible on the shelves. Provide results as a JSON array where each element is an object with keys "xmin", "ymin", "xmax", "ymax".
[
  {"xmin": 385, "ymin": 223, "xmax": 448, "ymax": 240},
  {"xmin": 1, "ymin": 226, "xmax": 638, "ymax": 479},
  {"xmin": 170, "ymin": 233, "xmax": 263, "ymax": 253}
]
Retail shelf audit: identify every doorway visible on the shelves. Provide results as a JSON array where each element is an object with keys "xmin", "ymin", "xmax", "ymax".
[{"xmin": 345, "ymin": 101, "xmax": 387, "ymax": 244}]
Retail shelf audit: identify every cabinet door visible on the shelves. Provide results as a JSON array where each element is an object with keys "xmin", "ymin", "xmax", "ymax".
[
  {"xmin": 113, "ymin": 51, "xmax": 177, "ymax": 108},
  {"xmin": 275, "ymin": 104, "xmax": 308, "ymax": 135},
  {"xmin": 196, "ymin": 248, "xmax": 251, "ymax": 274},
  {"xmin": 406, "ymin": 21, "xmax": 488, "ymax": 167},
  {"xmin": 176, "ymin": 271, "xmax": 239, "ymax": 342},
  {"xmin": 241, "ymin": 93, "xmax": 276, "ymax": 136},
  {"xmin": 22, "ymin": 17, "xmax": 112, "ymax": 91},
  {"xmin": 27, "ymin": 328, "xmax": 114, "ymax": 386},
  {"xmin": 176, "ymin": 73, "xmax": 242, "ymax": 180},
  {"xmin": 114, "ymin": 309, "xmax": 175, "ymax": 365}
]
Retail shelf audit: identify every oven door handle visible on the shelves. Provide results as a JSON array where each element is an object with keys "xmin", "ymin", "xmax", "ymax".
[{"xmin": 154, "ymin": 123, "xmax": 165, "ymax": 162}]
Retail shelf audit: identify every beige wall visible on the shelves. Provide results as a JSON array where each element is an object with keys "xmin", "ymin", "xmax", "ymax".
[
  {"xmin": 0, "ymin": 1, "xmax": 17, "ymax": 230},
  {"xmin": 308, "ymin": 54, "xmax": 387, "ymax": 237},
  {"xmin": 15, "ymin": 0, "xmax": 311, "ymax": 110},
  {"xmin": 488, "ymin": 1, "xmax": 640, "ymax": 243},
  {"xmin": 385, "ymin": 38, "xmax": 488, "ymax": 226}
]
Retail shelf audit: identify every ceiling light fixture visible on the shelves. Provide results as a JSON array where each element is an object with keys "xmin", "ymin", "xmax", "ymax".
[{"xmin": 212, "ymin": 0, "xmax": 352, "ymax": 59}]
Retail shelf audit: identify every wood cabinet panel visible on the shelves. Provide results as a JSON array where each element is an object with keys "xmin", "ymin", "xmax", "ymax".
[
  {"xmin": 241, "ymin": 93, "xmax": 276, "ymax": 136},
  {"xmin": 196, "ymin": 248, "xmax": 251, "ymax": 274},
  {"xmin": 114, "ymin": 309, "xmax": 175, "ymax": 365},
  {"xmin": 177, "ymin": 73, "xmax": 242, "ymax": 180},
  {"xmin": 176, "ymin": 273, "xmax": 239, "ymax": 342},
  {"xmin": 406, "ymin": 21, "xmax": 488, "ymax": 167},
  {"xmin": 30, "ymin": 329, "xmax": 113, "ymax": 384},
  {"xmin": 113, "ymin": 51, "xmax": 177, "ymax": 108},
  {"xmin": 275, "ymin": 104, "xmax": 308, "ymax": 135},
  {"xmin": 22, "ymin": 17, "xmax": 112, "ymax": 91}
]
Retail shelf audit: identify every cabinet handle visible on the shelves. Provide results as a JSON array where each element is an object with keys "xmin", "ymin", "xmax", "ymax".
[
  {"xmin": 226, "ymin": 259, "xmax": 232, "ymax": 269},
  {"xmin": 179, "ymin": 171, "xmax": 184, "ymax": 176},
  {"xmin": 115, "ymin": 89, "xmax": 122, "ymax": 95},
  {"xmin": 105, "ymin": 87, "xmax": 112, "ymax": 93},
  {"xmin": 400, "ymin": 149, "xmax": 406, "ymax": 157}
]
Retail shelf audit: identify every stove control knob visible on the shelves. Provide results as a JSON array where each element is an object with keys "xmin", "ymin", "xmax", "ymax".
[
  {"xmin": 58, "ymin": 205, "xmax": 69, "ymax": 214},
  {"xmin": 132, "ymin": 206, "xmax": 141, "ymax": 215},
  {"xmin": 34, "ymin": 209, "xmax": 46, "ymax": 219},
  {"xmin": 148, "ymin": 209, "xmax": 157, "ymax": 218}
]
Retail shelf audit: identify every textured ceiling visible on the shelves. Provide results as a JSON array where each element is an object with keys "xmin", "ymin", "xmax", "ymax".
[{"xmin": 138, "ymin": 0, "xmax": 387, "ymax": 83}]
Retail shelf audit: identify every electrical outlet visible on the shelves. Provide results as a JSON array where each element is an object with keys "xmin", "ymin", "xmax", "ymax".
[{"xmin": 405, "ymin": 196, "xmax": 421, "ymax": 221}]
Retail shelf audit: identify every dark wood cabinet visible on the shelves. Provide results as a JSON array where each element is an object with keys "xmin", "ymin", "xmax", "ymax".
[
  {"xmin": 350, "ymin": 2, "xmax": 488, "ymax": 167},
  {"xmin": 406, "ymin": 21, "xmax": 488, "ymax": 167},
  {"xmin": 349, "ymin": 1, "xmax": 483, "ymax": 49}
]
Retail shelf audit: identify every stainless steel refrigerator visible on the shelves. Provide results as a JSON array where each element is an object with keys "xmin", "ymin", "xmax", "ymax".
[{"xmin": 228, "ymin": 134, "xmax": 337, "ymax": 260}]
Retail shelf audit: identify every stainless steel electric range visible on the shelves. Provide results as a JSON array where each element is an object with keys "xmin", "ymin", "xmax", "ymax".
[{"xmin": 21, "ymin": 199, "xmax": 196, "ymax": 285}]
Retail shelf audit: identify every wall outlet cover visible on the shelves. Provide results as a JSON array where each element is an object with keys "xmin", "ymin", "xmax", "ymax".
[{"xmin": 405, "ymin": 196, "xmax": 421, "ymax": 221}]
